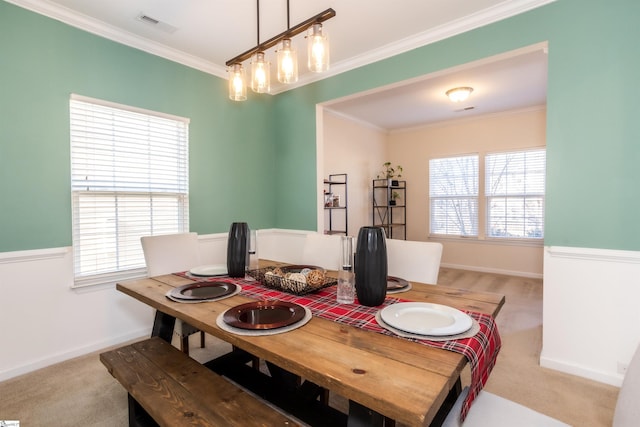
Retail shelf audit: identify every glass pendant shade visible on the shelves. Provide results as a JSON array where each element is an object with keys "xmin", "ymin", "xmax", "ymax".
[
  {"xmin": 228, "ymin": 64, "xmax": 247, "ymax": 101},
  {"xmin": 277, "ymin": 38, "xmax": 298, "ymax": 84},
  {"xmin": 251, "ymin": 52, "xmax": 271, "ymax": 93},
  {"xmin": 307, "ymin": 23, "xmax": 330, "ymax": 72}
]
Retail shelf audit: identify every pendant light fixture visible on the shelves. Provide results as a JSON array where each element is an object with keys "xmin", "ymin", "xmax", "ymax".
[
  {"xmin": 228, "ymin": 63, "xmax": 247, "ymax": 101},
  {"xmin": 277, "ymin": 38, "xmax": 298, "ymax": 83},
  {"xmin": 250, "ymin": 1, "xmax": 270, "ymax": 93},
  {"xmin": 276, "ymin": 0, "xmax": 297, "ymax": 84},
  {"xmin": 251, "ymin": 52, "xmax": 271, "ymax": 93},
  {"xmin": 307, "ymin": 23, "xmax": 330, "ymax": 73},
  {"xmin": 225, "ymin": 1, "xmax": 335, "ymax": 101}
]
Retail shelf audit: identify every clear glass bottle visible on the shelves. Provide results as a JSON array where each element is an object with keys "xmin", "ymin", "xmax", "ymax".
[
  {"xmin": 337, "ymin": 236, "xmax": 355, "ymax": 304},
  {"xmin": 247, "ymin": 228, "xmax": 259, "ymax": 271}
]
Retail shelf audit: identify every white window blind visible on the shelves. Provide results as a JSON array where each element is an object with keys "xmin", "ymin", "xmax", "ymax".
[
  {"xmin": 70, "ymin": 95, "xmax": 189, "ymax": 286},
  {"xmin": 429, "ymin": 155, "xmax": 479, "ymax": 236},
  {"xmin": 486, "ymin": 149, "xmax": 545, "ymax": 239}
]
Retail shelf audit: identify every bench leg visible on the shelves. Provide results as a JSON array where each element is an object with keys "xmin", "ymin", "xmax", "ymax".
[
  {"xmin": 348, "ymin": 400, "xmax": 385, "ymax": 427},
  {"xmin": 128, "ymin": 394, "xmax": 158, "ymax": 427}
]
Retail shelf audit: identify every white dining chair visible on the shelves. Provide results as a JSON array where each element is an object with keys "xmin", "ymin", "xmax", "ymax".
[
  {"xmin": 385, "ymin": 238, "xmax": 443, "ymax": 284},
  {"xmin": 441, "ymin": 387, "xmax": 570, "ymax": 427},
  {"xmin": 301, "ymin": 232, "xmax": 343, "ymax": 270},
  {"xmin": 613, "ymin": 343, "xmax": 640, "ymax": 426},
  {"xmin": 443, "ymin": 342, "xmax": 640, "ymax": 426},
  {"xmin": 140, "ymin": 232, "xmax": 205, "ymax": 355}
]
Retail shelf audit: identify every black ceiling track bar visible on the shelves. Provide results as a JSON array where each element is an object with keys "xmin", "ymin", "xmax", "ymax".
[{"xmin": 225, "ymin": 8, "xmax": 336, "ymax": 67}]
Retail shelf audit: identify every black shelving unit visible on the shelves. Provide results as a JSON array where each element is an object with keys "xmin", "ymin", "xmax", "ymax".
[
  {"xmin": 324, "ymin": 173, "xmax": 348, "ymax": 235},
  {"xmin": 372, "ymin": 178, "xmax": 406, "ymax": 240}
]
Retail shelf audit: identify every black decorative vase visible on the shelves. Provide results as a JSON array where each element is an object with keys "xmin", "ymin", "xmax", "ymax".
[
  {"xmin": 227, "ymin": 222, "xmax": 249, "ymax": 278},
  {"xmin": 355, "ymin": 226, "xmax": 388, "ymax": 307}
]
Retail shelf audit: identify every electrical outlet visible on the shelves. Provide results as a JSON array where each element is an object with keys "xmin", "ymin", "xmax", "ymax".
[{"xmin": 618, "ymin": 362, "xmax": 628, "ymax": 374}]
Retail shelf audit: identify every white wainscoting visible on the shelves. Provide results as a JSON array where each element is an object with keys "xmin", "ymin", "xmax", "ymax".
[
  {"xmin": 0, "ymin": 229, "xmax": 311, "ymax": 382},
  {"xmin": 4, "ymin": 236, "xmax": 635, "ymax": 387},
  {"xmin": 0, "ymin": 246, "xmax": 153, "ymax": 382},
  {"xmin": 542, "ymin": 246, "xmax": 640, "ymax": 386}
]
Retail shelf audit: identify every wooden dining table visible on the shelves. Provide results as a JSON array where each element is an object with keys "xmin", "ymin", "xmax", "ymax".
[{"xmin": 116, "ymin": 260, "xmax": 505, "ymax": 427}]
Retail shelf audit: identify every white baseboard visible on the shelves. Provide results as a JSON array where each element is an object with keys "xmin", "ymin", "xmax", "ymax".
[
  {"xmin": 540, "ymin": 354, "xmax": 623, "ymax": 387},
  {"xmin": 440, "ymin": 262, "xmax": 543, "ymax": 279},
  {"xmin": 0, "ymin": 328, "xmax": 151, "ymax": 382}
]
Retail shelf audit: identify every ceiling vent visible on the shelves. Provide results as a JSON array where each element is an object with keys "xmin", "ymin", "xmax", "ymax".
[
  {"xmin": 135, "ymin": 13, "xmax": 178, "ymax": 34},
  {"xmin": 138, "ymin": 14, "xmax": 159, "ymax": 25},
  {"xmin": 455, "ymin": 106, "xmax": 475, "ymax": 112}
]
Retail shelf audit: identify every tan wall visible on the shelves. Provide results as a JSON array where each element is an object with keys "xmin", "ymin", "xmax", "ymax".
[
  {"xmin": 320, "ymin": 107, "xmax": 546, "ymax": 277},
  {"xmin": 321, "ymin": 111, "xmax": 388, "ymax": 236},
  {"xmin": 390, "ymin": 107, "xmax": 546, "ymax": 277}
]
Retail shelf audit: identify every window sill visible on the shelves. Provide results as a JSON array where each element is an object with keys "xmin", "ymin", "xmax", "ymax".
[{"xmin": 429, "ymin": 235, "xmax": 544, "ymax": 248}]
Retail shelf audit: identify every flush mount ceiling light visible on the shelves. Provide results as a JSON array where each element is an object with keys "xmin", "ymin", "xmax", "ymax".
[
  {"xmin": 446, "ymin": 86, "xmax": 474, "ymax": 103},
  {"xmin": 226, "ymin": 0, "xmax": 336, "ymax": 101}
]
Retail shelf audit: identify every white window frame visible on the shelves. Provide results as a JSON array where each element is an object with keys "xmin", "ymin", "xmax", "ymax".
[
  {"xmin": 429, "ymin": 154, "xmax": 479, "ymax": 237},
  {"xmin": 429, "ymin": 148, "xmax": 545, "ymax": 243},
  {"xmin": 485, "ymin": 148, "xmax": 545, "ymax": 240},
  {"xmin": 70, "ymin": 94, "xmax": 190, "ymax": 288}
]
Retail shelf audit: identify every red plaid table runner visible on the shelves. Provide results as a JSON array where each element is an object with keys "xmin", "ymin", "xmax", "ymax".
[{"xmin": 174, "ymin": 273, "xmax": 500, "ymax": 421}]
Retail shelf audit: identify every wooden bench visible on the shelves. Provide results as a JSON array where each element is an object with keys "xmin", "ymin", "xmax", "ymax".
[{"xmin": 100, "ymin": 337, "xmax": 298, "ymax": 427}]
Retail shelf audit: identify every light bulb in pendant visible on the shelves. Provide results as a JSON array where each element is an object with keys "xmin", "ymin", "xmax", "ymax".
[
  {"xmin": 227, "ymin": 63, "xmax": 247, "ymax": 101},
  {"xmin": 307, "ymin": 23, "xmax": 329, "ymax": 72},
  {"xmin": 277, "ymin": 38, "xmax": 298, "ymax": 84},
  {"xmin": 251, "ymin": 52, "xmax": 270, "ymax": 93}
]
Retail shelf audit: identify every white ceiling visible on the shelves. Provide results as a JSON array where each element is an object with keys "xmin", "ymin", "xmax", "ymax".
[
  {"xmin": 8, "ymin": 0, "xmax": 552, "ymax": 129},
  {"xmin": 326, "ymin": 45, "xmax": 548, "ymax": 130}
]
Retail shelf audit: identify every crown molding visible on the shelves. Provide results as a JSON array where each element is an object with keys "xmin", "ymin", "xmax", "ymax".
[
  {"xmin": 6, "ymin": 0, "xmax": 556, "ymax": 89},
  {"xmin": 4, "ymin": 0, "xmax": 228, "ymax": 79},
  {"xmin": 323, "ymin": 108, "xmax": 389, "ymax": 134},
  {"xmin": 270, "ymin": 0, "xmax": 557, "ymax": 94}
]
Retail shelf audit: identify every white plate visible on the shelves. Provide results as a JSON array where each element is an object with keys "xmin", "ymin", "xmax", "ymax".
[
  {"xmin": 189, "ymin": 264, "xmax": 228, "ymax": 277},
  {"xmin": 379, "ymin": 302, "xmax": 472, "ymax": 336}
]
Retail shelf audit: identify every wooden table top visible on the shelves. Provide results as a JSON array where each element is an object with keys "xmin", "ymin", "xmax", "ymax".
[{"xmin": 117, "ymin": 261, "xmax": 504, "ymax": 426}]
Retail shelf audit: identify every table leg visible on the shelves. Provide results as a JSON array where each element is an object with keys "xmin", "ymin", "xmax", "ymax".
[
  {"xmin": 151, "ymin": 310, "xmax": 175, "ymax": 343},
  {"xmin": 348, "ymin": 400, "xmax": 385, "ymax": 427}
]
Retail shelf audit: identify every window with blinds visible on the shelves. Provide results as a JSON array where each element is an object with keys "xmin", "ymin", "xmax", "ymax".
[
  {"xmin": 486, "ymin": 149, "xmax": 545, "ymax": 239},
  {"xmin": 70, "ymin": 94, "xmax": 189, "ymax": 287},
  {"xmin": 429, "ymin": 155, "xmax": 479, "ymax": 236}
]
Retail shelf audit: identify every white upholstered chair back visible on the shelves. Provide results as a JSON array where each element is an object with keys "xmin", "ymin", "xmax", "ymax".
[
  {"xmin": 442, "ymin": 387, "xmax": 570, "ymax": 427},
  {"xmin": 385, "ymin": 239, "xmax": 443, "ymax": 284},
  {"xmin": 141, "ymin": 232, "xmax": 201, "ymax": 276},
  {"xmin": 613, "ymin": 343, "xmax": 640, "ymax": 426},
  {"xmin": 301, "ymin": 233, "xmax": 342, "ymax": 271},
  {"xmin": 140, "ymin": 232, "xmax": 204, "ymax": 354},
  {"xmin": 440, "ymin": 342, "xmax": 640, "ymax": 426}
]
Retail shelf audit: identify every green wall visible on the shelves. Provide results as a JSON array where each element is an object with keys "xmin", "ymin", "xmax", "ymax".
[
  {"xmin": 0, "ymin": 1, "xmax": 277, "ymax": 252},
  {"xmin": 2, "ymin": 0, "xmax": 640, "ymax": 253},
  {"xmin": 273, "ymin": 0, "xmax": 640, "ymax": 251}
]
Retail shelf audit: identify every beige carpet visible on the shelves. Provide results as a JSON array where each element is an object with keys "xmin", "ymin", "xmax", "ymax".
[
  {"xmin": 0, "ymin": 268, "xmax": 619, "ymax": 426},
  {"xmin": 437, "ymin": 268, "xmax": 619, "ymax": 427}
]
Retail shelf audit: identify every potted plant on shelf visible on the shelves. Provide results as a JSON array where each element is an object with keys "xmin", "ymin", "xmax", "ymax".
[
  {"xmin": 389, "ymin": 191, "xmax": 401, "ymax": 206},
  {"xmin": 377, "ymin": 162, "xmax": 403, "ymax": 186}
]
